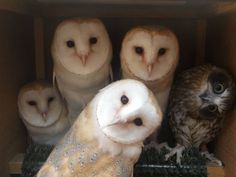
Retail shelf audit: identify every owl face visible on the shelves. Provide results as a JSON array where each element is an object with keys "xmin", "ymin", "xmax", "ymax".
[
  {"xmin": 52, "ymin": 18, "xmax": 112, "ymax": 75},
  {"xmin": 96, "ymin": 79, "xmax": 162, "ymax": 144},
  {"xmin": 121, "ymin": 27, "xmax": 179, "ymax": 81},
  {"xmin": 18, "ymin": 82, "xmax": 63, "ymax": 127},
  {"xmin": 198, "ymin": 68, "xmax": 235, "ymax": 120}
]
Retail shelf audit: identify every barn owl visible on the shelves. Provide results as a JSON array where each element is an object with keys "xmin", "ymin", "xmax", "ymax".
[
  {"xmin": 18, "ymin": 81, "xmax": 70, "ymax": 145},
  {"xmin": 165, "ymin": 65, "xmax": 235, "ymax": 164},
  {"xmin": 37, "ymin": 79, "xmax": 162, "ymax": 177},
  {"xmin": 52, "ymin": 18, "xmax": 113, "ymax": 124},
  {"xmin": 120, "ymin": 26, "xmax": 179, "ymax": 114}
]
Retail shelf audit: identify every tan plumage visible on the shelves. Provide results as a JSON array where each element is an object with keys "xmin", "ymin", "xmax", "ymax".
[
  {"xmin": 121, "ymin": 26, "xmax": 179, "ymax": 114},
  {"xmin": 37, "ymin": 79, "xmax": 162, "ymax": 177},
  {"xmin": 18, "ymin": 81, "xmax": 70, "ymax": 145},
  {"xmin": 52, "ymin": 18, "xmax": 112, "ymax": 124}
]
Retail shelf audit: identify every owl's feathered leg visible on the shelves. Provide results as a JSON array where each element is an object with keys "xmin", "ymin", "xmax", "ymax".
[
  {"xmin": 200, "ymin": 144, "xmax": 223, "ymax": 166},
  {"xmin": 164, "ymin": 144, "xmax": 185, "ymax": 164},
  {"xmin": 201, "ymin": 151, "xmax": 223, "ymax": 166},
  {"xmin": 144, "ymin": 141, "xmax": 172, "ymax": 152}
]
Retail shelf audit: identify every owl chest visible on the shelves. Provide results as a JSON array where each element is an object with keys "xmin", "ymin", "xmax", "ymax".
[
  {"xmin": 45, "ymin": 140, "xmax": 133, "ymax": 177},
  {"xmin": 175, "ymin": 118, "xmax": 219, "ymax": 148}
]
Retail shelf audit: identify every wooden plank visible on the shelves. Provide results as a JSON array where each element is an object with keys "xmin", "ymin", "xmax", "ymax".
[
  {"xmin": 36, "ymin": 0, "xmax": 187, "ymax": 5},
  {"xmin": 0, "ymin": 0, "xmax": 39, "ymax": 16},
  {"xmin": 9, "ymin": 153, "xmax": 24, "ymax": 174},
  {"xmin": 34, "ymin": 16, "xmax": 45, "ymax": 80},
  {"xmin": 208, "ymin": 165, "xmax": 225, "ymax": 177},
  {"xmin": 213, "ymin": 2, "xmax": 236, "ymax": 15},
  {"xmin": 41, "ymin": 4, "xmax": 213, "ymax": 18},
  {"xmin": 0, "ymin": 11, "xmax": 34, "ymax": 176},
  {"xmin": 194, "ymin": 19, "xmax": 207, "ymax": 65}
]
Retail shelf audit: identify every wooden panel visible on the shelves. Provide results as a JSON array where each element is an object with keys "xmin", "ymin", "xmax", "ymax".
[
  {"xmin": 206, "ymin": 13, "xmax": 236, "ymax": 77},
  {"xmin": 0, "ymin": 11, "xmax": 35, "ymax": 177},
  {"xmin": 206, "ymin": 13, "xmax": 236, "ymax": 177},
  {"xmin": 215, "ymin": 110, "xmax": 236, "ymax": 177},
  {"xmin": 34, "ymin": 17, "xmax": 45, "ymax": 80},
  {"xmin": 0, "ymin": 0, "xmax": 39, "ymax": 15},
  {"xmin": 41, "ymin": 4, "xmax": 213, "ymax": 18}
]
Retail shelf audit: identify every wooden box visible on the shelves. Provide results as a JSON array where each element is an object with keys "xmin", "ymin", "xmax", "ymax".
[{"xmin": 1, "ymin": 0, "xmax": 236, "ymax": 176}]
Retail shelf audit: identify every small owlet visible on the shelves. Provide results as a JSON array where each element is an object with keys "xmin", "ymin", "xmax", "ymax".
[
  {"xmin": 37, "ymin": 79, "xmax": 162, "ymax": 177},
  {"xmin": 18, "ymin": 81, "xmax": 70, "ymax": 145},
  {"xmin": 165, "ymin": 65, "xmax": 235, "ymax": 164},
  {"xmin": 51, "ymin": 18, "xmax": 113, "ymax": 124},
  {"xmin": 120, "ymin": 26, "xmax": 179, "ymax": 114}
]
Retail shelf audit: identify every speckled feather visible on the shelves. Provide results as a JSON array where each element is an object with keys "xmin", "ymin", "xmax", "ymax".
[{"xmin": 169, "ymin": 65, "xmax": 235, "ymax": 148}]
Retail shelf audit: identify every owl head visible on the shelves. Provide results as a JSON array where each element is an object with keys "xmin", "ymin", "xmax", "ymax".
[
  {"xmin": 95, "ymin": 79, "xmax": 162, "ymax": 144},
  {"xmin": 51, "ymin": 18, "xmax": 112, "ymax": 75},
  {"xmin": 18, "ymin": 81, "xmax": 63, "ymax": 127},
  {"xmin": 197, "ymin": 65, "xmax": 235, "ymax": 120},
  {"xmin": 121, "ymin": 26, "xmax": 179, "ymax": 81}
]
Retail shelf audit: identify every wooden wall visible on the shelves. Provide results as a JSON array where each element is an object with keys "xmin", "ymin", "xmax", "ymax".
[
  {"xmin": 206, "ymin": 13, "xmax": 236, "ymax": 177},
  {"xmin": 0, "ymin": 10, "xmax": 35, "ymax": 177}
]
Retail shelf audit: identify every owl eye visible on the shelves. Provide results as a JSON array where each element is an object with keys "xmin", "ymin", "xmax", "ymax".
[
  {"xmin": 66, "ymin": 40, "xmax": 75, "ymax": 48},
  {"xmin": 213, "ymin": 82, "xmax": 225, "ymax": 94},
  {"xmin": 48, "ymin": 97, "xmax": 55, "ymax": 103},
  {"xmin": 133, "ymin": 117, "xmax": 143, "ymax": 126},
  {"xmin": 134, "ymin": 46, "xmax": 144, "ymax": 55},
  {"xmin": 207, "ymin": 104, "xmax": 218, "ymax": 112},
  {"xmin": 158, "ymin": 48, "xmax": 167, "ymax": 56},
  {"xmin": 27, "ymin": 101, "xmax": 37, "ymax": 106},
  {"xmin": 89, "ymin": 37, "xmax": 97, "ymax": 45},
  {"xmin": 120, "ymin": 95, "xmax": 129, "ymax": 105}
]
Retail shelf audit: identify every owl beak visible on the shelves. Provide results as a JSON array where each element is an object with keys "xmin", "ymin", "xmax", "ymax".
[
  {"xmin": 199, "ymin": 92, "xmax": 211, "ymax": 102},
  {"xmin": 41, "ymin": 112, "xmax": 48, "ymax": 122},
  {"xmin": 80, "ymin": 55, "xmax": 87, "ymax": 66},
  {"xmin": 147, "ymin": 64, "xmax": 153, "ymax": 76}
]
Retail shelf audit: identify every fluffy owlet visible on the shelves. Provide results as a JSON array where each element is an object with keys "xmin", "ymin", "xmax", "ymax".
[
  {"xmin": 52, "ymin": 18, "xmax": 113, "ymax": 124},
  {"xmin": 120, "ymin": 26, "xmax": 179, "ymax": 114},
  {"xmin": 37, "ymin": 79, "xmax": 162, "ymax": 177},
  {"xmin": 18, "ymin": 81, "xmax": 70, "ymax": 145},
  {"xmin": 165, "ymin": 65, "xmax": 235, "ymax": 164}
]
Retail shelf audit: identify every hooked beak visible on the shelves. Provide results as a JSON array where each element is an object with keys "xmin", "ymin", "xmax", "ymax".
[
  {"xmin": 80, "ymin": 55, "xmax": 88, "ymax": 66},
  {"xmin": 41, "ymin": 112, "xmax": 48, "ymax": 122},
  {"xmin": 199, "ymin": 92, "xmax": 211, "ymax": 102},
  {"xmin": 147, "ymin": 64, "xmax": 153, "ymax": 76}
]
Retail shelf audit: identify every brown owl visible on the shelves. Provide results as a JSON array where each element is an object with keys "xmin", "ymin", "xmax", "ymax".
[{"xmin": 165, "ymin": 64, "xmax": 235, "ymax": 164}]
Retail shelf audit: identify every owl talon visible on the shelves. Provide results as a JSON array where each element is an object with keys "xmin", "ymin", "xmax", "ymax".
[
  {"xmin": 164, "ymin": 144, "xmax": 185, "ymax": 164},
  {"xmin": 201, "ymin": 151, "xmax": 223, "ymax": 166}
]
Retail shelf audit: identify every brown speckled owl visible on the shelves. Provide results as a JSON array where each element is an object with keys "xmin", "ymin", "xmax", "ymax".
[
  {"xmin": 165, "ymin": 64, "xmax": 235, "ymax": 164},
  {"xmin": 37, "ymin": 79, "xmax": 162, "ymax": 177}
]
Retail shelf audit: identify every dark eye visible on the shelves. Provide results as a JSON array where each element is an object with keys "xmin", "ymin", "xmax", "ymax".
[
  {"xmin": 213, "ymin": 82, "xmax": 225, "ymax": 94},
  {"xmin": 134, "ymin": 46, "xmax": 144, "ymax": 55},
  {"xmin": 66, "ymin": 40, "xmax": 75, "ymax": 48},
  {"xmin": 133, "ymin": 118, "xmax": 143, "ymax": 126},
  {"xmin": 48, "ymin": 97, "xmax": 54, "ymax": 103},
  {"xmin": 27, "ymin": 101, "xmax": 37, "ymax": 106},
  {"xmin": 121, "ymin": 95, "xmax": 129, "ymax": 105},
  {"xmin": 158, "ymin": 48, "xmax": 167, "ymax": 56},
  {"xmin": 207, "ymin": 104, "xmax": 218, "ymax": 112},
  {"xmin": 89, "ymin": 37, "xmax": 97, "ymax": 44}
]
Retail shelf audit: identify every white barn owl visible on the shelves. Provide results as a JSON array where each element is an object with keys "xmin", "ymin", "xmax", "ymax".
[
  {"xmin": 18, "ymin": 81, "xmax": 70, "ymax": 145},
  {"xmin": 37, "ymin": 79, "xmax": 162, "ymax": 177},
  {"xmin": 51, "ymin": 18, "xmax": 113, "ymax": 124},
  {"xmin": 121, "ymin": 26, "xmax": 179, "ymax": 114}
]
